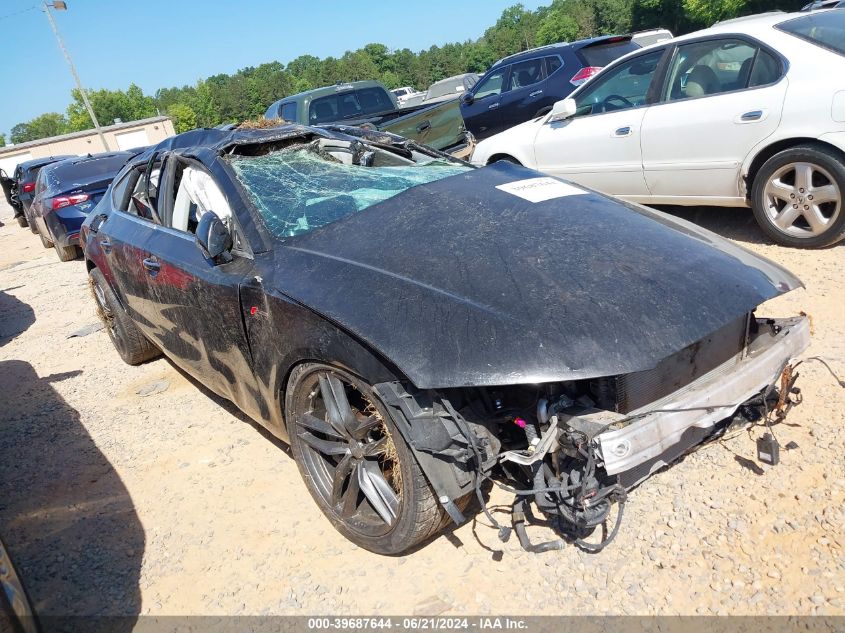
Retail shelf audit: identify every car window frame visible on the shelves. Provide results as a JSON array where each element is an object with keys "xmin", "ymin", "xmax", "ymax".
[
  {"xmin": 651, "ymin": 33, "xmax": 788, "ymax": 107},
  {"xmin": 505, "ymin": 57, "xmax": 547, "ymax": 92},
  {"xmin": 472, "ymin": 65, "xmax": 512, "ymax": 100},
  {"xmin": 116, "ymin": 160, "xmax": 163, "ymax": 224},
  {"xmin": 544, "ymin": 55, "xmax": 564, "ymax": 77},
  {"xmin": 160, "ymin": 154, "xmax": 252, "ymax": 259},
  {"xmin": 567, "ymin": 46, "xmax": 672, "ymax": 120}
]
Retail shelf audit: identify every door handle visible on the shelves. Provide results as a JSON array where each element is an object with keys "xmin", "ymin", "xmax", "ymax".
[
  {"xmin": 99, "ymin": 239, "xmax": 112, "ymax": 254},
  {"xmin": 739, "ymin": 110, "xmax": 764, "ymax": 122},
  {"xmin": 142, "ymin": 257, "xmax": 161, "ymax": 275},
  {"xmin": 488, "ymin": 102, "xmax": 500, "ymax": 110},
  {"xmin": 614, "ymin": 126, "xmax": 633, "ymax": 137},
  {"xmin": 529, "ymin": 90, "xmax": 543, "ymax": 97},
  {"xmin": 416, "ymin": 120, "xmax": 431, "ymax": 133}
]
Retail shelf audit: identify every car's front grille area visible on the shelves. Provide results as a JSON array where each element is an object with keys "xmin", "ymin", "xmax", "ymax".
[{"xmin": 591, "ymin": 314, "xmax": 748, "ymax": 414}]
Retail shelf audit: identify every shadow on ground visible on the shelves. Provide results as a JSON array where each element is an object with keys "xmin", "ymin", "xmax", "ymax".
[
  {"xmin": 0, "ymin": 290, "xmax": 143, "ymax": 631},
  {"xmin": 654, "ymin": 205, "xmax": 769, "ymax": 245}
]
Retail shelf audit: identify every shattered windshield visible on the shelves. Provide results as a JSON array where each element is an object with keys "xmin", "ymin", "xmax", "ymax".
[{"xmin": 228, "ymin": 145, "xmax": 471, "ymax": 238}]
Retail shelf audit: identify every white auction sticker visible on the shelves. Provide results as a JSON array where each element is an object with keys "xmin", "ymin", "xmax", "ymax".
[{"xmin": 495, "ymin": 177, "xmax": 587, "ymax": 203}]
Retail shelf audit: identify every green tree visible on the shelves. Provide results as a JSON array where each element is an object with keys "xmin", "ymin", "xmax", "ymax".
[
  {"xmin": 682, "ymin": 0, "xmax": 747, "ymax": 27},
  {"xmin": 66, "ymin": 83, "xmax": 157, "ymax": 131},
  {"xmin": 9, "ymin": 112, "xmax": 68, "ymax": 143},
  {"xmin": 0, "ymin": 133, "xmax": 5, "ymax": 148},
  {"xmin": 167, "ymin": 103, "xmax": 197, "ymax": 133}
]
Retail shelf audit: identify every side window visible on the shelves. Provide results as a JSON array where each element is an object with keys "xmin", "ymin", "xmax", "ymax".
[
  {"xmin": 170, "ymin": 163, "xmax": 233, "ymax": 236},
  {"xmin": 126, "ymin": 165, "xmax": 160, "ymax": 222},
  {"xmin": 545, "ymin": 55, "xmax": 563, "ymax": 76},
  {"xmin": 665, "ymin": 38, "xmax": 760, "ymax": 101},
  {"xmin": 749, "ymin": 49, "xmax": 781, "ymax": 87},
  {"xmin": 474, "ymin": 67, "xmax": 508, "ymax": 99},
  {"xmin": 110, "ymin": 171, "xmax": 135, "ymax": 208},
  {"xmin": 507, "ymin": 58, "xmax": 545, "ymax": 90},
  {"xmin": 280, "ymin": 102, "xmax": 297, "ymax": 122},
  {"xmin": 574, "ymin": 49, "xmax": 664, "ymax": 116}
]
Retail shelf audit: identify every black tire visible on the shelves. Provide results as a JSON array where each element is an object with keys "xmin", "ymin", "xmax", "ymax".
[
  {"xmin": 751, "ymin": 144, "xmax": 845, "ymax": 248},
  {"xmin": 15, "ymin": 215, "xmax": 27, "ymax": 228},
  {"xmin": 89, "ymin": 267, "xmax": 160, "ymax": 365},
  {"xmin": 37, "ymin": 227, "xmax": 52, "ymax": 249},
  {"xmin": 285, "ymin": 363, "xmax": 444, "ymax": 555},
  {"xmin": 54, "ymin": 243, "xmax": 80, "ymax": 262},
  {"xmin": 24, "ymin": 208, "xmax": 38, "ymax": 234},
  {"xmin": 492, "ymin": 155, "xmax": 521, "ymax": 166}
]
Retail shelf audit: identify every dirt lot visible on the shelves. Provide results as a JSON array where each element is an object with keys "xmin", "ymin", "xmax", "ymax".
[{"xmin": 0, "ymin": 200, "xmax": 843, "ymax": 619}]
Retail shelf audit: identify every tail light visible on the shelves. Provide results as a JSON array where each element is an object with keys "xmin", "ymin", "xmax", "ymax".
[
  {"xmin": 51, "ymin": 193, "xmax": 90, "ymax": 210},
  {"xmin": 570, "ymin": 66, "xmax": 602, "ymax": 86},
  {"xmin": 21, "ymin": 182, "xmax": 35, "ymax": 193}
]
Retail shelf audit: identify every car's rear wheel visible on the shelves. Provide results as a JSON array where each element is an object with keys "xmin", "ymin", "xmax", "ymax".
[
  {"xmin": 751, "ymin": 145, "xmax": 845, "ymax": 248},
  {"xmin": 285, "ymin": 363, "xmax": 444, "ymax": 555},
  {"xmin": 54, "ymin": 243, "xmax": 80, "ymax": 262},
  {"xmin": 89, "ymin": 268, "xmax": 160, "ymax": 365},
  {"xmin": 36, "ymin": 227, "xmax": 52, "ymax": 249},
  {"xmin": 24, "ymin": 209, "xmax": 37, "ymax": 234}
]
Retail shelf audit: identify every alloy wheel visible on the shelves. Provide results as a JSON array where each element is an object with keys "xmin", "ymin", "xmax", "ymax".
[
  {"xmin": 763, "ymin": 161, "xmax": 841, "ymax": 238},
  {"xmin": 295, "ymin": 372, "xmax": 402, "ymax": 536}
]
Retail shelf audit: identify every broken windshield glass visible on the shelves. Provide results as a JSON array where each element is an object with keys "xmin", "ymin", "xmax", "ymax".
[{"xmin": 227, "ymin": 146, "xmax": 471, "ymax": 238}]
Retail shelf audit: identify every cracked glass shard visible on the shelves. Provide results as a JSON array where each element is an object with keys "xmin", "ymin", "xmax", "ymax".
[{"xmin": 227, "ymin": 145, "xmax": 471, "ymax": 238}]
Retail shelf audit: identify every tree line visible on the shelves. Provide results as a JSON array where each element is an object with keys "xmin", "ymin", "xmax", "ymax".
[{"xmin": 6, "ymin": 0, "xmax": 802, "ymax": 144}]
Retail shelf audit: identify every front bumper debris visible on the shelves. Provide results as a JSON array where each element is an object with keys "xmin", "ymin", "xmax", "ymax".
[{"xmin": 596, "ymin": 316, "xmax": 810, "ymax": 481}]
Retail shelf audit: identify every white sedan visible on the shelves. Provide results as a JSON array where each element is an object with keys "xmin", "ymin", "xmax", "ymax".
[{"xmin": 471, "ymin": 9, "xmax": 845, "ymax": 248}]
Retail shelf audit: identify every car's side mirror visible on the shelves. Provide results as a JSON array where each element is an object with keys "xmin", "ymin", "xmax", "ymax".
[
  {"xmin": 548, "ymin": 98, "xmax": 578, "ymax": 123},
  {"xmin": 460, "ymin": 91, "xmax": 474, "ymax": 106},
  {"xmin": 196, "ymin": 211, "xmax": 233, "ymax": 262}
]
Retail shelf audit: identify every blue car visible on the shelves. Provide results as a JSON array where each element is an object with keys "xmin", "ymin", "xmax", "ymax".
[
  {"xmin": 30, "ymin": 152, "xmax": 134, "ymax": 261},
  {"xmin": 459, "ymin": 35, "xmax": 642, "ymax": 140}
]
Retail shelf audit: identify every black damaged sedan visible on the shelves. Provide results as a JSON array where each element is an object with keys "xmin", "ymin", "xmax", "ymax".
[{"xmin": 82, "ymin": 124, "xmax": 809, "ymax": 554}]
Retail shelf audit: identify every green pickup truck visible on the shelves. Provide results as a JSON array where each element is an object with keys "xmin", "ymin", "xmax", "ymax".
[{"xmin": 263, "ymin": 80, "xmax": 472, "ymax": 155}]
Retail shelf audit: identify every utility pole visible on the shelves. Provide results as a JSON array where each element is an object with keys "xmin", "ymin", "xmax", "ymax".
[{"xmin": 43, "ymin": 1, "xmax": 110, "ymax": 151}]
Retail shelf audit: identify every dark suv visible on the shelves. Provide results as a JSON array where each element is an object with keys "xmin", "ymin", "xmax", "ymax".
[{"xmin": 459, "ymin": 36, "xmax": 642, "ymax": 140}]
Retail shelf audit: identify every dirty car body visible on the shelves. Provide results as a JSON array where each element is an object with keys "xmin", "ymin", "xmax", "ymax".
[{"xmin": 82, "ymin": 124, "xmax": 809, "ymax": 554}]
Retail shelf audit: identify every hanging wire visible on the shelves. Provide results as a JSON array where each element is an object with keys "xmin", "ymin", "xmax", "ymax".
[{"xmin": 0, "ymin": 5, "xmax": 38, "ymax": 21}]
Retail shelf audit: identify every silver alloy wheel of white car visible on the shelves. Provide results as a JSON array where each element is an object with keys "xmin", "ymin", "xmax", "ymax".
[{"xmin": 763, "ymin": 161, "xmax": 842, "ymax": 238}]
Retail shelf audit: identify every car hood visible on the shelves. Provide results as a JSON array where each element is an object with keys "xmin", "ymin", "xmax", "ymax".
[{"xmin": 263, "ymin": 162, "xmax": 801, "ymax": 389}]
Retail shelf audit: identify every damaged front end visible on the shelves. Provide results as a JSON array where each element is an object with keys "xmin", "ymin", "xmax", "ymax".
[{"xmin": 375, "ymin": 313, "xmax": 810, "ymax": 552}]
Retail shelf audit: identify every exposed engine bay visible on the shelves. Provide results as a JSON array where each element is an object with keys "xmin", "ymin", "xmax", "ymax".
[{"xmin": 375, "ymin": 313, "xmax": 810, "ymax": 553}]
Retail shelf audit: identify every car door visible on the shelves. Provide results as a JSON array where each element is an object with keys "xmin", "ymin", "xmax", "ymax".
[
  {"xmin": 498, "ymin": 57, "xmax": 548, "ymax": 128},
  {"xmin": 144, "ymin": 154, "xmax": 261, "ymax": 409},
  {"xmin": 461, "ymin": 65, "xmax": 510, "ymax": 139},
  {"xmin": 532, "ymin": 48, "xmax": 667, "ymax": 195},
  {"xmin": 640, "ymin": 37, "xmax": 788, "ymax": 199},
  {"xmin": 95, "ymin": 157, "xmax": 168, "ymax": 334}
]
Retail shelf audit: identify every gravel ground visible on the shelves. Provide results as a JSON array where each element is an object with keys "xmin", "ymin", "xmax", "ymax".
[{"xmin": 0, "ymin": 201, "xmax": 843, "ymax": 618}]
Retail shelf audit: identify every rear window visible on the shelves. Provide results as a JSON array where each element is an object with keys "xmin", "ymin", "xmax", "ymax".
[
  {"xmin": 777, "ymin": 10, "xmax": 845, "ymax": 56},
  {"xmin": 50, "ymin": 155, "xmax": 128, "ymax": 184},
  {"xmin": 577, "ymin": 40, "xmax": 640, "ymax": 68},
  {"xmin": 309, "ymin": 88, "xmax": 394, "ymax": 124}
]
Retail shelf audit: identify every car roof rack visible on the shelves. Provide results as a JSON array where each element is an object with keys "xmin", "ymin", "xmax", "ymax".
[{"xmin": 493, "ymin": 42, "xmax": 568, "ymax": 67}]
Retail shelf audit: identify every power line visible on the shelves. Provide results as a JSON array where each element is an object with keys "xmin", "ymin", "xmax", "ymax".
[{"xmin": 0, "ymin": 5, "xmax": 37, "ymax": 21}]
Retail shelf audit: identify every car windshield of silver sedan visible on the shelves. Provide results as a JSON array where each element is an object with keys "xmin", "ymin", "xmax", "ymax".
[{"xmin": 228, "ymin": 141, "xmax": 471, "ymax": 237}]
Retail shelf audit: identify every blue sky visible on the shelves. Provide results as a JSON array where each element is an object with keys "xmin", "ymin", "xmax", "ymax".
[{"xmin": 0, "ymin": 0, "xmax": 547, "ymax": 137}]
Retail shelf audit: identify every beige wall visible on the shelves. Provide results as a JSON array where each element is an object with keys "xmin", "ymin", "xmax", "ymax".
[
  {"xmin": 2, "ymin": 119, "xmax": 175, "ymax": 165},
  {"xmin": 0, "ymin": 118, "xmax": 175, "ymax": 220}
]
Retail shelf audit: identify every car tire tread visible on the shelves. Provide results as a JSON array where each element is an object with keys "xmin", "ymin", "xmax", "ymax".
[{"xmin": 89, "ymin": 267, "xmax": 160, "ymax": 365}]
